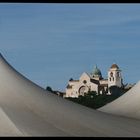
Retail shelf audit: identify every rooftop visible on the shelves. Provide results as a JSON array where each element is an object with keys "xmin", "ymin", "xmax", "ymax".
[{"xmin": 110, "ymin": 64, "xmax": 119, "ymax": 69}]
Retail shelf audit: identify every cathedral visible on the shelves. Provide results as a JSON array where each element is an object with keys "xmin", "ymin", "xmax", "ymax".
[{"xmin": 64, "ymin": 64, "xmax": 123, "ymax": 98}]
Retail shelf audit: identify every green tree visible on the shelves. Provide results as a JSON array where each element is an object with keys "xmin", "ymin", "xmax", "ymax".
[
  {"xmin": 109, "ymin": 86, "xmax": 123, "ymax": 97},
  {"xmin": 66, "ymin": 90, "xmax": 123, "ymax": 109},
  {"xmin": 69, "ymin": 78, "xmax": 73, "ymax": 81},
  {"xmin": 46, "ymin": 86, "xmax": 53, "ymax": 92}
]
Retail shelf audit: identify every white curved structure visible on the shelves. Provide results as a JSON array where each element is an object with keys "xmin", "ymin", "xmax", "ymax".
[
  {"xmin": 99, "ymin": 81, "xmax": 140, "ymax": 120},
  {"xmin": 1, "ymin": 53, "xmax": 140, "ymax": 136}
]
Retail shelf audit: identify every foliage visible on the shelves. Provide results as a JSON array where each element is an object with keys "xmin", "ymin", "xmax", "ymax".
[
  {"xmin": 66, "ymin": 89, "xmax": 123, "ymax": 109},
  {"xmin": 46, "ymin": 86, "xmax": 53, "ymax": 92},
  {"xmin": 109, "ymin": 86, "xmax": 124, "ymax": 96},
  {"xmin": 69, "ymin": 78, "xmax": 73, "ymax": 81}
]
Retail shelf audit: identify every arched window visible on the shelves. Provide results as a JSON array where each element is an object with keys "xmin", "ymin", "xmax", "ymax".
[
  {"xmin": 117, "ymin": 72, "xmax": 120, "ymax": 77},
  {"xmin": 110, "ymin": 72, "xmax": 113, "ymax": 77}
]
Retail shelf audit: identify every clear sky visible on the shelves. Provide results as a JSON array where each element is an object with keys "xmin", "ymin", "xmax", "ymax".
[{"xmin": 0, "ymin": 3, "xmax": 140, "ymax": 91}]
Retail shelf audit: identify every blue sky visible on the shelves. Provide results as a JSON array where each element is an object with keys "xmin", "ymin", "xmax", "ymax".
[{"xmin": 1, "ymin": 3, "xmax": 140, "ymax": 91}]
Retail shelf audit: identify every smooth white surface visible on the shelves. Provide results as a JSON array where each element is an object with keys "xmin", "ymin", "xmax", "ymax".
[
  {"xmin": 0, "ymin": 107, "xmax": 22, "ymax": 136},
  {"xmin": 1, "ymin": 53, "xmax": 140, "ymax": 136},
  {"xmin": 99, "ymin": 81, "xmax": 140, "ymax": 120}
]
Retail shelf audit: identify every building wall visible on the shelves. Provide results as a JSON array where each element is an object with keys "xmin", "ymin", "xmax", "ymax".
[
  {"xmin": 100, "ymin": 79, "xmax": 108, "ymax": 85},
  {"xmin": 108, "ymin": 69, "xmax": 122, "ymax": 88},
  {"xmin": 65, "ymin": 65, "xmax": 123, "ymax": 98},
  {"xmin": 65, "ymin": 81, "xmax": 79, "ymax": 98},
  {"xmin": 89, "ymin": 82, "xmax": 98, "ymax": 93},
  {"xmin": 65, "ymin": 72, "xmax": 99, "ymax": 98}
]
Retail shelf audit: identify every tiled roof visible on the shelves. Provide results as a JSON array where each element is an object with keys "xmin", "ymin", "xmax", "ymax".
[{"xmin": 110, "ymin": 64, "xmax": 119, "ymax": 69}]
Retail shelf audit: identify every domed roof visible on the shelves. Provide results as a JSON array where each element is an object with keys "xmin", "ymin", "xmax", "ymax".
[
  {"xmin": 92, "ymin": 65, "xmax": 102, "ymax": 77},
  {"xmin": 110, "ymin": 64, "xmax": 119, "ymax": 69}
]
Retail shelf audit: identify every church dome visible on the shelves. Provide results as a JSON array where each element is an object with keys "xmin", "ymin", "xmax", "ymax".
[
  {"xmin": 110, "ymin": 64, "xmax": 119, "ymax": 69},
  {"xmin": 92, "ymin": 65, "xmax": 102, "ymax": 78}
]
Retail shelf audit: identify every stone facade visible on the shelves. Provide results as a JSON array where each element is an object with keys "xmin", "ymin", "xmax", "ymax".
[{"xmin": 64, "ymin": 64, "xmax": 123, "ymax": 98}]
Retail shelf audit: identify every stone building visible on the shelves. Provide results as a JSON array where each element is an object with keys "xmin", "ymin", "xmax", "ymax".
[{"xmin": 64, "ymin": 64, "xmax": 123, "ymax": 98}]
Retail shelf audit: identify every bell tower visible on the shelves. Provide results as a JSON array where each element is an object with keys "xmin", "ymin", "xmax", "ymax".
[{"xmin": 108, "ymin": 63, "xmax": 123, "ymax": 89}]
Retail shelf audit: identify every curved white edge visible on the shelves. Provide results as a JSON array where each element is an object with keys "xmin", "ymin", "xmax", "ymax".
[{"xmin": 1, "ymin": 54, "xmax": 140, "ymax": 136}]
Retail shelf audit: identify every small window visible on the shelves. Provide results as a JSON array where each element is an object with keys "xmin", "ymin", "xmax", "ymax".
[
  {"xmin": 113, "ymin": 77, "xmax": 114, "ymax": 81},
  {"xmin": 110, "ymin": 78, "xmax": 111, "ymax": 81},
  {"xmin": 110, "ymin": 72, "xmax": 113, "ymax": 77},
  {"xmin": 83, "ymin": 80, "xmax": 87, "ymax": 84},
  {"xmin": 117, "ymin": 72, "xmax": 120, "ymax": 77}
]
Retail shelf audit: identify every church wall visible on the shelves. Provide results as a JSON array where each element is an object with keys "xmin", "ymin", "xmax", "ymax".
[
  {"xmin": 89, "ymin": 83, "xmax": 98, "ymax": 93},
  {"xmin": 79, "ymin": 72, "xmax": 90, "ymax": 83},
  {"xmin": 66, "ymin": 81, "xmax": 79, "ymax": 98},
  {"xmin": 108, "ymin": 69, "xmax": 122, "ymax": 88},
  {"xmin": 65, "ymin": 64, "xmax": 123, "ymax": 98},
  {"xmin": 100, "ymin": 80, "xmax": 108, "ymax": 85}
]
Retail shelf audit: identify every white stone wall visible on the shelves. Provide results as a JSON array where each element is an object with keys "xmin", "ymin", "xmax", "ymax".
[
  {"xmin": 79, "ymin": 72, "xmax": 98, "ymax": 94},
  {"xmin": 65, "ymin": 72, "xmax": 99, "ymax": 98},
  {"xmin": 79, "ymin": 72, "xmax": 91, "ymax": 83},
  {"xmin": 89, "ymin": 82, "xmax": 98, "ymax": 93},
  {"xmin": 108, "ymin": 68, "xmax": 122, "ymax": 88},
  {"xmin": 65, "ymin": 81, "xmax": 79, "ymax": 98},
  {"xmin": 65, "ymin": 64, "xmax": 123, "ymax": 97},
  {"xmin": 100, "ymin": 79, "xmax": 108, "ymax": 85}
]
